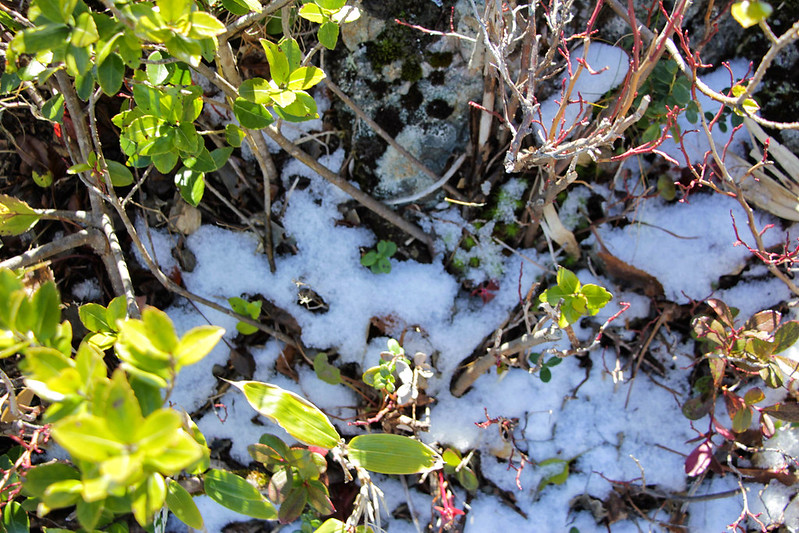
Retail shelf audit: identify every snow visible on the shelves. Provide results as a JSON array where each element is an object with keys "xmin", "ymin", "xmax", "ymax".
[{"xmin": 135, "ymin": 45, "xmax": 799, "ymax": 533}]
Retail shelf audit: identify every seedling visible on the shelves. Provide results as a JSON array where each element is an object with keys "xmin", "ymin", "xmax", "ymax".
[
  {"xmin": 229, "ymin": 296, "xmax": 262, "ymax": 335},
  {"xmin": 530, "ymin": 353, "xmax": 563, "ymax": 383},
  {"xmin": 362, "ymin": 339, "xmax": 408, "ymax": 394},
  {"xmin": 361, "ymin": 240, "xmax": 396, "ymax": 274},
  {"xmin": 442, "ymin": 448, "xmax": 478, "ymax": 492},
  {"xmin": 540, "ymin": 266, "xmax": 611, "ymax": 325}
]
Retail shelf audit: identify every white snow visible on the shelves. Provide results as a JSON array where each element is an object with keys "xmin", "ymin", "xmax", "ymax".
[{"xmin": 130, "ymin": 46, "xmax": 799, "ymax": 533}]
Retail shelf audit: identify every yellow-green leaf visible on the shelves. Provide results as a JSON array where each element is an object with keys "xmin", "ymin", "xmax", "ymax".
[
  {"xmin": 187, "ymin": 11, "xmax": 225, "ymax": 39},
  {"xmin": 203, "ymin": 469, "xmax": 276, "ymax": 520},
  {"xmin": 166, "ymin": 479, "xmax": 204, "ymax": 529},
  {"xmin": 287, "ymin": 66, "xmax": 326, "ymax": 91},
  {"xmin": 230, "ymin": 380, "xmax": 341, "ymax": 449},
  {"xmin": 52, "ymin": 415, "xmax": 125, "ymax": 461},
  {"xmin": 346, "ymin": 434, "xmax": 442, "ymax": 475},
  {"xmin": 731, "ymin": 0, "xmax": 772, "ymax": 28},
  {"xmin": 175, "ymin": 325, "xmax": 224, "ymax": 367},
  {"xmin": 0, "ymin": 194, "xmax": 41, "ymax": 236}
]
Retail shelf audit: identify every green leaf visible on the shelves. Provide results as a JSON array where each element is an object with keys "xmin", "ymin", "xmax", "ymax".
[
  {"xmin": 157, "ymin": 0, "xmax": 191, "ymax": 24},
  {"xmin": 203, "ymin": 469, "xmax": 276, "ymax": 520},
  {"xmin": 239, "ymin": 77, "xmax": 275, "ymax": 105},
  {"xmin": 360, "ymin": 250, "xmax": 378, "ymax": 267},
  {"xmin": 278, "ymin": 37, "xmax": 303, "ymax": 72},
  {"xmin": 11, "ymin": 24, "xmax": 70, "ymax": 56},
  {"xmin": 174, "ymin": 325, "xmax": 225, "ymax": 366},
  {"xmin": 131, "ymin": 472, "xmax": 166, "ymax": 526},
  {"xmin": 556, "ymin": 267, "xmax": 580, "ymax": 294},
  {"xmin": 106, "ymin": 159, "xmax": 134, "ymax": 187},
  {"xmin": 731, "ymin": 0, "xmax": 772, "ymax": 28},
  {"xmin": 346, "ymin": 434, "xmax": 441, "ymax": 475},
  {"xmin": 316, "ymin": 0, "xmax": 346, "ymax": 9},
  {"xmin": 230, "ymin": 380, "xmax": 341, "ymax": 449},
  {"xmin": 145, "ymin": 431, "xmax": 205, "ymax": 474},
  {"xmin": 175, "ymin": 122, "xmax": 201, "ymax": 153},
  {"xmin": 70, "ymin": 11, "xmax": 99, "ymax": 47},
  {"xmin": 233, "ymin": 98, "xmax": 274, "ymax": 129},
  {"xmin": 31, "ymin": 281, "xmax": 61, "ymax": 342},
  {"xmin": 306, "ymin": 479, "xmax": 335, "ymax": 515},
  {"xmin": 732, "ymin": 406, "xmax": 752, "ymax": 433},
  {"xmin": 317, "ymin": 21, "xmax": 338, "ymax": 50},
  {"xmin": 151, "ymin": 151, "xmax": 179, "ymax": 173},
  {"xmin": 277, "ymin": 485, "xmax": 307, "ymax": 524},
  {"xmin": 183, "ymin": 146, "xmax": 217, "ymax": 173},
  {"xmin": 22, "ymin": 463, "xmax": 79, "ymax": 498},
  {"xmin": 166, "ymin": 479, "xmax": 203, "ymax": 530},
  {"xmin": 580, "ymin": 284, "xmax": 612, "ymax": 313},
  {"xmin": 187, "ymin": 11, "xmax": 225, "ymax": 39},
  {"xmin": 260, "ymin": 38, "xmax": 289, "ymax": 86},
  {"xmin": 314, "ymin": 353, "xmax": 342, "ymax": 385},
  {"xmin": 134, "ymin": 409, "xmax": 182, "ymax": 453},
  {"xmin": 52, "ymin": 415, "xmax": 125, "ymax": 461},
  {"xmin": 174, "ymin": 167, "xmax": 205, "ymax": 207},
  {"xmin": 102, "ymin": 370, "xmax": 143, "ymax": 443},
  {"xmin": 76, "ymin": 498, "xmax": 104, "ymax": 530},
  {"xmin": 0, "ymin": 194, "xmax": 41, "ymax": 236},
  {"xmin": 42, "ymin": 478, "xmax": 83, "ymax": 509},
  {"xmin": 456, "ymin": 467, "xmax": 479, "ymax": 492},
  {"xmin": 274, "ymin": 90, "xmax": 318, "ymax": 122},
  {"xmin": 744, "ymin": 387, "xmax": 765, "ymax": 405},
  {"xmin": 142, "ymin": 307, "xmax": 179, "ymax": 353},
  {"xmin": 221, "ymin": 0, "xmax": 253, "ymax": 15},
  {"xmin": 298, "ymin": 3, "xmax": 326, "ymax": 23},
  {"xmin": 42, "ymin": 93, "xmax": 65, "ymax": 123},
  {"xmin": 225, "ymin": 123, "xmax": 245, "ymax": 147},
  {"xmin": 772, "ymin": 321, "xmax": 799, "ymax": 354},
  {"xmin": 2, "ymin": 501, "xmax": 30, "ymax": 533},
  {"xmin": 97, "ymin": 53, "xmax": 124, "ymax": 96},
  {"xmin": 146, "ymin": 51, "xmax": 169, "ymax": 84}
]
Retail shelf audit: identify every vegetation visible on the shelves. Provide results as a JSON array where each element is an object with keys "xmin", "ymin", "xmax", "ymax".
[{"xmin": 0, "ymin": 0, "xmax": 798, "ymax": 529}]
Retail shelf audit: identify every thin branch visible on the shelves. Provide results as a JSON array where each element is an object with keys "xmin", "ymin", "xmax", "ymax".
[{"xmin": 0, "ymin": 229, "xmax": 104, "ymax": 271}]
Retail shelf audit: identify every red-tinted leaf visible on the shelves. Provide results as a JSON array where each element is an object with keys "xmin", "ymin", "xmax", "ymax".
[
  {"xmin": 760, "ymin": 412, "xmax": 776, "ymax": 438},
  {"xmin": 713, "ymin": 420, "xmax": 736, "ymax": 441},
  {"xmin": 745, "ymin": 310, "xmax": 780, "ymax": 333},
  {"xmin": 277, "ymin": 486, "xmax": 307, "ymax": 524},
  {"xmin": 693, "ymin": 316, "xmax": 726, "ymax": 347},
  {"xmin": 708, "ymin": 358, "xmax": 726, "ymax": 388},
  {"xmin": 763, "ymin": 402, "xmax": 799, "ymax": 423},
  {"xmin": 685, "ymin": 440, "xmax": 714, "ymax": 476},
  {"xmin": 707, "ymin": 299, "xmax": 735, "ymax": 328}
]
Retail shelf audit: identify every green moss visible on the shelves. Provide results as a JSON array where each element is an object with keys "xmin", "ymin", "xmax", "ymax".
[
  {"xmin": 469, "ymin": 257, "xmax": 481, "ymax": 268},
  {"xmin": 427, "ymin": 51, "xmax": 452, "ymax": 68},
  {"xmin": 401, "ymin": 60, "xmax": 423, "ymax": 82}
]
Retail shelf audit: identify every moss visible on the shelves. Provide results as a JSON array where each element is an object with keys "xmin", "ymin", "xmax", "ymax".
[
  {"xmin": 401, "ymin": 60, "xmax": 423, "ymax": 82},
  {"xmin": 427, "ymin": 51, "xmax": 453, "ymax": 68},
  {"xmin": 425, "ymin": 98, "xmax": 453, "ymax": 119}
]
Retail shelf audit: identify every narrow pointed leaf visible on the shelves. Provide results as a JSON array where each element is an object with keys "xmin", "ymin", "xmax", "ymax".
[
  {"xmin": 203, "ymin": 469, "xmax": 276, "ymax": 520},
  {"xmin": 230, "ymin": 381, "xmax": 340, "ymax": 449},
  {"xmin": 347, "ymin": 434, "xmax": 441, "ymax": 474},
  {"xmin": 166, "ymin": 479, "xmax": 204, "ymax": 529}
]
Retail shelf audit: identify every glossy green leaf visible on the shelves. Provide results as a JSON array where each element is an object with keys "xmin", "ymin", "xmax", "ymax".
[
  {"xmin": 220, "ymin": 0, "xmax": 253, "ymax": 15},
  {"xmin": 2, "ymin": 501, "xmax": 29, "ymax": 533},
  {"xmin": 183, "ymin": 146, "xmax": 217, "ymax": 172},
  {"xmin": 306, "ymin": 478, "xmax": 335, "ymax": 515},
  {"xmin": 581, "ymin": 284, "xmax": 612, "ymax": 313},
  {"xmin": 11, "ymin": 24, "xmax": 70, "ymax": 56},
  {"xmin": 317, "ymin": 21, "xmax": 338, "ymax": 50},
  {"xmin": 0, "ymin": 194, "xmax": 41, "ymax": 236},
  {"xmin": 556, "ymin": 267, "xmax": 580, "ymax": 294},
  {"xmin": 135, "ymin": 409, "xmax": 182, "ymax": 452},
  {"xmin": 772, "ymin": 321, "xmax": 799, "ymax": 354},
  {"xmin": 203, "ymin": 469, "xmax": 276, "ymax": 520},
  {"xmin": 141, "ymin": 307, "xmax": 179, "ymax": 353},
  {"xmin": 239, "ymin": 77, "xmax": 274, "ymax": 105},
  {"xmin": 273, "ymin": 90, "xmax": 318, "ymax": 122},
  {"xmin": 145, "ymin": 51, "xmax": 169, "ymax": 84},
  {"xmin": 230, "ymin": 380, "xmax": 341, "ymax": 448},
  {"xmin": 174, "ymin": 325, "xmax": 224, "ymax": 366},
  {"xmin": 42, "ymin": 478, "xmax": 83, "ymax": 509},
  {"xmin": 316, "ymin": 0, "xmax": 346, "ymax": 9},
  {"xmin": 151, "ymin": 151, "xmax": 179, "ymax": 173},
  {"xmin": 187, "ymin": 11, "xmax": 225, "ymax": 39},
  {"xmin": 287, "ymin": 66, "xmax": 326, "ymax": 91},
  {"xmin": 346, "ymin": 434, "xmax": 441, "ymax": 474},
  {"xmin": 70, "ymin": 11, "xmax": 99, "ymax": 47},
  {"xmin": 298, "ymin": 3, "xmax": 326, "ymax": 23},
  {"xmin": 225, "ymin": 123, "xmax": 245, "ymax": 147},
  {"xmin": 233, "ymin": 98, "xmax": 274, "ymax": 129},
  {"xmin": 97, "ymin": 53, "xmax": 124, "ymax": 96},
  {"xmin": 166, "ymin": 479, "xmax": 204, "ymax": 529},
  {"xmin": 106, "ymin": 159, "xmax": 134, "ymax": 187},
  {"xmin": 41, "ymin": 93, "xmax": 65, "ymax": 123},
  {"xmin": 260, "ymin": 38, "xmax": 289, "ymax": 86},
  {"xmin": 174, "ymin": 168, "xmax": 205, "ymax": 207}
]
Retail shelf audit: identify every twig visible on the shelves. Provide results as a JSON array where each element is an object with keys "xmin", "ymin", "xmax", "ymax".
[
  {"xmin": 451, "ymin": 325, "xmax": 562, "ymax": 397},
  {"xmin": 383, "ymin": 153, "xmax": 467, "ymax": 206},
  {"xmin": 0, "ymin": 229, "xmax": 105, "ymax": 271}
]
